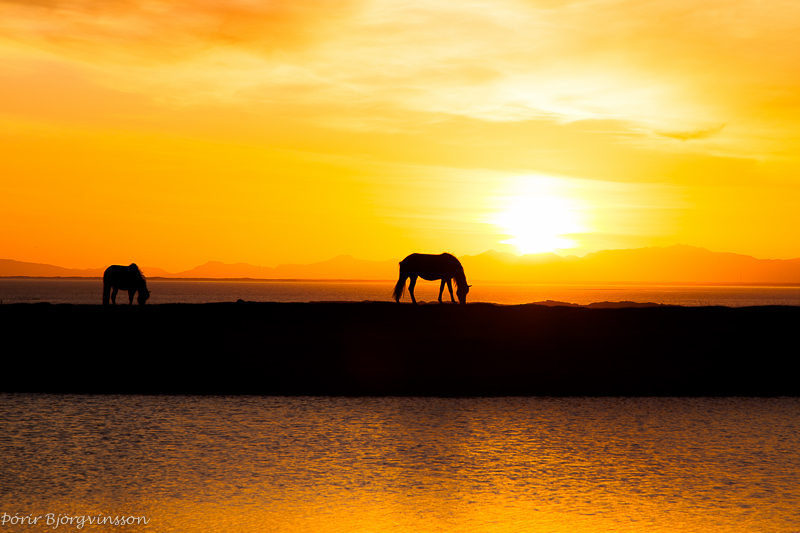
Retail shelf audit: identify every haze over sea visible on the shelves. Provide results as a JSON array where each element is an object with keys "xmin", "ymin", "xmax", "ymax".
[{"xmin": 2, "ymin": 278, "xmax": 800, "ymax": 307}]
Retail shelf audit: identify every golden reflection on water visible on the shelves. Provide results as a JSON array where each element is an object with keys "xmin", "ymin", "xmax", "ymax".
[{"xmin": 1, "ymin": 396, "xmax": 798, "ymax": 532}]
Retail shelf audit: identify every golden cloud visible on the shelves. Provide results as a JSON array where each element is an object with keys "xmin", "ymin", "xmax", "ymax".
[
  {"xmin": 1, "ymin": 0, "xmax": 798, "ymax": 157},
  {"xmin": 0, "ymin": 0, "xmax": 360, "ymax": 62}
]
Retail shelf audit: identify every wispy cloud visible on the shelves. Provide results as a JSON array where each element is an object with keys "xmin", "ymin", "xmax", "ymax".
[{"xmin": 657, "ymin": 124, "xmax": 725, "ymax": 141}]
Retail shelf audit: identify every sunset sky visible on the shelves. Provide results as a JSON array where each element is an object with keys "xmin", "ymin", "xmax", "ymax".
[{"xmin": 2, "ymin": 0, "xmax": 799, "ymax": 272}]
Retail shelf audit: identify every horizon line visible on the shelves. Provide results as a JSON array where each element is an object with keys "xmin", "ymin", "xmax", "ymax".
[{"xmin": 3, "ymin": 275, "xmax": 800, "ymax": 288}]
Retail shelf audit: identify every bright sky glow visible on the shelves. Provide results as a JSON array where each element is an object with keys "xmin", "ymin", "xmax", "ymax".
[{"xmin": 1, "ymin": 0, "xmax": 800, "ymax": 270}]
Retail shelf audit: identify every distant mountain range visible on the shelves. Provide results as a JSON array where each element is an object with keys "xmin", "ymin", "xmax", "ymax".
[
  {"xmin": 3, "ymin": 245, "xmax": 800, "ymax": 283},
  {"xmin": 0, "ymin": 255, "xmax": 398, "ymax": 280},
  {"xmin": 460, "ymin": 245, "xmax": 800, "ymax": 283}
]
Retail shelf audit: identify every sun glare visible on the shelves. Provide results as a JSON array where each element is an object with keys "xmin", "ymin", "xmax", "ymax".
[{"xmin": 493, "ymin": 178, "xmax": 585, "ymax": 255}]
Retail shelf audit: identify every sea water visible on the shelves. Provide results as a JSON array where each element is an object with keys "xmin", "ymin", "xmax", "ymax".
[
  {"xmin": 2, "ymin": 278, "xmax": 800, "ymax": 306},
  {"xmin": 1, "ymin": 395, "xmax": 798, "ymax": 533}
]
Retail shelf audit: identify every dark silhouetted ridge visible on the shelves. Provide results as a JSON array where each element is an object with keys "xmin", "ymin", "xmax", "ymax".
[{"xmin": 2, "ymin": 302, "xmax": 797, "ymax": 396}]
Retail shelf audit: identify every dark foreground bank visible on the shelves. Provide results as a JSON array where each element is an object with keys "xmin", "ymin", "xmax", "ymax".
[{"xmin": 2, "ymin": 302, "xmax": 798, "ymax": 396}]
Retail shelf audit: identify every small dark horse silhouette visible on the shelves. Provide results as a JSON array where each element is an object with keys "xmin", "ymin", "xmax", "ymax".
[
  {"xmin": 102, "ymin": 264, "xmax": 150, "ymax": 305},
  {"xmin": 392, "ymin": 253, "xmax": 471, "ymax": 304}
]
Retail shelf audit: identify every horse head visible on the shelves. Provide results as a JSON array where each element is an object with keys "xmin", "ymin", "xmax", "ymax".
[
  {"xmin": 138, "ymin": 289, "xmax": 151, "ymax": 305},
  {"xmin": 457, "ymin": 284, "xmax": 471, "ymax": 305}
]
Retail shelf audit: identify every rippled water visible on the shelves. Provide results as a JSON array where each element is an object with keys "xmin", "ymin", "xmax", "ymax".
[
  {"xmin": 2, "ymin": 278, "xmax": 800, "ymax": 306},
  {"xmin": 1, "ymin": 395, "xmax": 799, "ymax": 532}
]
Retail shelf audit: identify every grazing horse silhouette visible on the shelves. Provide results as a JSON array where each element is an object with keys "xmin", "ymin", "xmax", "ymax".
[
  {"xmin": 102, "ymin": 264, "xmax": 150, "ymax": 305},
  {"xmin": 392, "ymin": 253, "xmax": 471, "ymax": 304}
]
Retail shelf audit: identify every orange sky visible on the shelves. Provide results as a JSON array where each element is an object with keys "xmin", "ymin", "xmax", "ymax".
[{"xmin": 2, "ymin": 0, "xmax": 799, "ymax": 272}]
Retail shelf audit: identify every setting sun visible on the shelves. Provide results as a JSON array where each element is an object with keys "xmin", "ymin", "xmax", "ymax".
[{"xmin": 493, "ymin": 177, "xmax": 585, "ymax": 255}]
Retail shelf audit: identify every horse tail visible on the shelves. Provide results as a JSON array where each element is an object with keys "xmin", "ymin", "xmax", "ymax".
[
  {"xmin": 102, "ymin": 280, "xmax": 110, "ymax": 305},
  {"xmin": 392, "ymin": 262, "xmax": 407, "ymax": 302},
  {"xmin": 392, "ymin": 277, "xmax": 406, "ymax": 302}
]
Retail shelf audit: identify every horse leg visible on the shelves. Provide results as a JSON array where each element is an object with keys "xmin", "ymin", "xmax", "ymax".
[
  {"xmin": 446, "ymin": 279, "xmax": 456, "ymax": 303},
  {"xmin": 408, "ymin": 275, "xmax": 418, "ymax": 305},
  {"xmin": 102, "ymin": 282, "xmax": 110, "ymax": 305},
  {"xmin": 111, "ymin": 287, "xmax": 118, "ymax": 305},
  {"xmin": 438, "ymin": 280, "xmax": 446, "ymax": 303},
  {"xmin": 128, "ymin": 290, "xmax": 135, "ymax": 305}
]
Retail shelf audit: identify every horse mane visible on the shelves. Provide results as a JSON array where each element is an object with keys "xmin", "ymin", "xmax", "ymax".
[
  {"xmin": 444, "ymin": 253, "xmax": 467, "ymax": 292},
  {"xmin": 130, "ymin": 263, "xmax": 146, "ymax": 283}
]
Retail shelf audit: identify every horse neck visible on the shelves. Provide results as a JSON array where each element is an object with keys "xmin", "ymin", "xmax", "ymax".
[
  {"xmin": 453, "ymin": 268, "xmax": 467, "ymax": 289},
  {"xmin": 132, "ymin": 271, "xmax": 146, "ymax": 290}
]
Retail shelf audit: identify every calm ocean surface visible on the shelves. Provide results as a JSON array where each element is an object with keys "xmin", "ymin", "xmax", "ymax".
[
  {"xmin": 2, "ymin": 278, "xmax": 800, "ymax": 306},
  {"xmin": 1, "ymin": 395, "xmax": 798, "ymax": 533}
]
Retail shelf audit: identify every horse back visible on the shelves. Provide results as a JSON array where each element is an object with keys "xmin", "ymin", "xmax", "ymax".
[
  {"xmin": 400, "ymin": 253, "xmax": 462, "ymax": 280},
  {"xmin": 103, "ymin": 264, "xmax": 138, "ymax": 290},
  {"xmin": 104, "ymin": 265, "xmax": 123, "ymax": 281}
]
